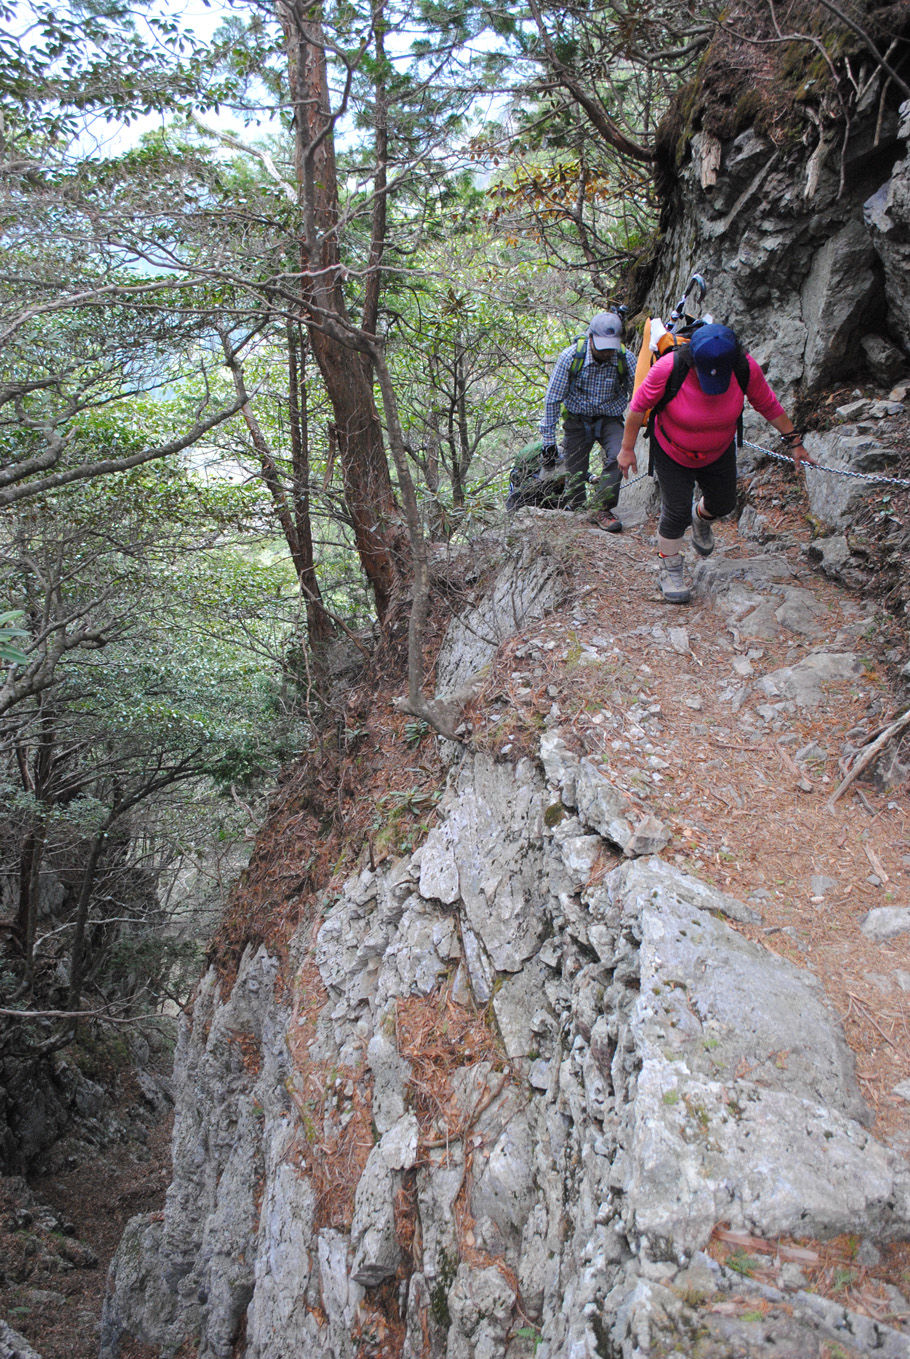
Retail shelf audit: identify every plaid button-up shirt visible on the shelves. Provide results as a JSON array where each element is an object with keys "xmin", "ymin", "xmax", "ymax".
[{"xmin": 539, "ymin": 342, "xmax": 634, "ymax": 445}]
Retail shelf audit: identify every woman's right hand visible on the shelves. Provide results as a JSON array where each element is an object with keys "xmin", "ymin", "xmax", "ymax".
[
  {"xmin": 618, "ymin": 445, "xmax": 638, "ymax": 477},
  {"xmin": 791, "ymin": 443, "xmax": 817, "ymax": 472}
]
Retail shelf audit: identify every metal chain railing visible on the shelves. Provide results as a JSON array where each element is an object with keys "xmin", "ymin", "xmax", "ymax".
[
  {"xmin": 743, "ymin": 438, "xmax": 910, "ymax": 488},
  {"xmin": 614, "ymin": 440, "xmax": 910, "ymax": 498},
  {"xmin": 619, "ymin": 469, "xmax": 651, "ymax": 490}
]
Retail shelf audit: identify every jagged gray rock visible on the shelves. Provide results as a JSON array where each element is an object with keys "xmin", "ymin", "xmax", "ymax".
[
  {"xmin": 419, "ymin": 756, "xmax": 547, "ymax": 971},
  {"xmin": 860, "ymin": 907, "xmax": 910, "ymax": 942},
  {"xmin": 861, "ymin": 331, "xmax": 907, "ymax": 384},
  {"xmin": 350, "ymin": 1144, "xmax": 401, "ymax": 1285},
  {"xmin": 865, "ymin": 100, "xmax": 910, "ymax": 347},
  {"xmin": 367, "ymin": 1024, "xmax": 410, "ymax": 1135},
  {"xmin": 614, "ymin": 863, "xmax": 910, "ymax": 1254},
  {"xmin": 539, "ymin": 731, "xmax": 635, "ymax": 850},
  {"xmin": 0, "ymin": 1320, "xmax": 43, "ymax": 1359},
  {"xmin": 801, "ymin": 218, "xmax": 881, "ymax": 389},
  {"xmin": 102, "ymin": 733, "xmax": 910, "ymax": 1359},
  {"xmin": 804, "ymin": 431, "xmax": 902, "ymax": 530},
  {"xmin": 100, "ymin": 946, "xmax": 291, "ymax": 1359},
  {"xmin": 756, "ymin": 651, "xmax": 863, "ymax": 707},
  {"xmin": 809, "ymin": 533, "xmax": 854, "ymax": 581},
  {"xmin": 434, "ymin": 533, "xmax": 569, "ymax": 700},
  {"xmin": 647, "ymin": 90, "xmax": 910, "ymax": 406},
  {"xmin": 445, "ymin": 1264, "xmax": 516, "ymax": 1359}
]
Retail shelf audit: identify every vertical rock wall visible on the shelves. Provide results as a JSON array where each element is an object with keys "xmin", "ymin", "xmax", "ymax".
[
  {"xmin": 102, "ymin": 738, "xmax": 910, "ymax": 1358},
  {"xmin": 643, "ymin": 95, "xmax": 910, "ymax": 405}
]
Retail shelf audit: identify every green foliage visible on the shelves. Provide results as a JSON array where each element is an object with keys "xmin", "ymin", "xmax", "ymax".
[
  {"xmin": 1, "ymin": 0, "xmax": 231, "ymax": 144},
  {"xmin": 404, "ymin": 719, "xmax": 431, "ymax": 746},
  {"xmin": 382, "ymin": 226, "xmax": 563, "ymax": 520},
  {"xmin": 370, "ymin": 788, "xmax": 441, "ymax": 855},
  {"xmin": 30, "ymin": 471, "xmax": 307, "ymax": 784},
  {"xmin": 0, "ymin": 426, "xmax": 315, "ymax": 1043},
  {"xmin": 0, "ymin": 610, "xmax": 29, "ymax": 664},
  {"xmin": 104, "ymin": 929, "xmax": 204, "ymax": 1004},
  {"xmin": 514, "ymin": 1326, "xmax": 543, "ymax": 1350}
]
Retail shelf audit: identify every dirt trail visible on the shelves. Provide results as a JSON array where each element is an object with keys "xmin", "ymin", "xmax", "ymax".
[
  {"xmin": 484, "ymin": 494, "xmax": 910, "ymax": 1158},
  {"xmin": 0, "ymin": 1096, "xmax": 172, "ymax": 1359}
]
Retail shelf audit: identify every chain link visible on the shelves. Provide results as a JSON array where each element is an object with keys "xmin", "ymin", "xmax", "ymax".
[
  {"xmin": 616, "ymin": 440, "xmax": 910, "ymax": 496},
  {"xmin": 743, "ymin": 439, "xmax": 910, "ymax": 488}
]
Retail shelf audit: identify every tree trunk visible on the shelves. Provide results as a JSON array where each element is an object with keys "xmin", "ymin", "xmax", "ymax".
[
  {"xmin": 424, "ymin": 422, "xmax": 446, "ymax": 541},
  {"xmin": 277, "ymin": 0, "xmax": 410, "ymax": 622},
  {"xmin": 362, "ymin": 0, "xmax": 388, "ymax": 337},
  {"xmin": 66, "ymin": 831, "xmax": 107, "ymax": 1012},
  {"xmin": 13, "ymin": 701, "xmax": 55, "ymax": 987},
  {"xmin": 221, "ymin": 327, "xmax": 334, "ymax": 648},
  {"xmin": 15, "ymin": 823, "xmax": 45, "ymax": 991},
  {"xmin": 287, "ymin": 324, "xmax": 334, "ymax": 648},
  {"xmin": 453, "ymin": 345, "xmax": 470, "ymax": 511}
]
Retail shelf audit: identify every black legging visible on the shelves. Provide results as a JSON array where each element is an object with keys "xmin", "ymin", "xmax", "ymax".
[{"xmin": 652, "ymin": 434, "xmax": 738, "ymax": 540}]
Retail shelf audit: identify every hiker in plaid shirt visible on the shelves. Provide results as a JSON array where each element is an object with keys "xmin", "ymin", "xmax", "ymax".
[{"xmin": 539, "ymin": 311, "xmax": 634, "ymax": 533}]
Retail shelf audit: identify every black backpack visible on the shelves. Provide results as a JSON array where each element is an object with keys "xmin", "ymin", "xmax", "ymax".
[
  {"xmin": 649, "ymin": 342, "xmax": 751, "ymax": 446},
  {"xmin": 505, "ymin": 440, "xmax": 572, "ymax": 512}
]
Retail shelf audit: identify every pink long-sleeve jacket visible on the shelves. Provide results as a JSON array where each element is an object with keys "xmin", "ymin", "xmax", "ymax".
[{"xmin": 630, "ymin": 350, "xmax": 785, "ymax": 468}]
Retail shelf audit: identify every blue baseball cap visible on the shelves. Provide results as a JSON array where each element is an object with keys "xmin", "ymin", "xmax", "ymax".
[{"xmin": 689, "ymin": 323, "xmax": 738, "ymax": 394}]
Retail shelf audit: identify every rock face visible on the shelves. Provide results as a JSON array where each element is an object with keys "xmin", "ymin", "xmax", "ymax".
[
  {"xmin": 645, "ymin": 94, "xmax": 910, "ymax": 406},
  {"xmin": 101, "ymin": 740, "xmax": 910, "ymax": 1358},
  {"xmin": 0, "ymin": 1034, "xmax": 173, "ymax": 1177},
  {"xmin": 433, "ymin": 528, "xmax": 570, "ymax": 701},
  {"xmin": 866, "ymin": 101, "xmax": 910, "ymax": 348},
  {"xmin": 0, "ymin": 1320, "xmax": 42, "ymax": 1359}
]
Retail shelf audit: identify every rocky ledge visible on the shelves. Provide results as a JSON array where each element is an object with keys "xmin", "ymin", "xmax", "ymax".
[{"xmin": 100, "ymin": 727, "xmax": 910, "ymax": 1357}]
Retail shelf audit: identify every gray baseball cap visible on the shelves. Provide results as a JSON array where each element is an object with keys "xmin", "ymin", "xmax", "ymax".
[{"xmin": 587, "ymin": 311, "xmax": 624, "ymax": 351}]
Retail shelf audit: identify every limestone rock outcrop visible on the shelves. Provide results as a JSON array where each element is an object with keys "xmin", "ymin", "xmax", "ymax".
[
  {"xmin": 645, "ymin": 93, "xmax": 910, "ymax": 407},
  {"xmin": 101, "ymin": 738, "xmax": 910, "ymax": 1358}
]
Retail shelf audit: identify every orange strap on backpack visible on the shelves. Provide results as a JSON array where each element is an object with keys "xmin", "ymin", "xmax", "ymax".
[{"xmin": 632, "ymin": 319, "xmax": 692, "ymax": 426}]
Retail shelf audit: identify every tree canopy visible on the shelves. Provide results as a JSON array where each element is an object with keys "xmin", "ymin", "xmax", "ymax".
[{"xmin": 4, "ymin": 0, "xmax": 905, "ymax": 1046}]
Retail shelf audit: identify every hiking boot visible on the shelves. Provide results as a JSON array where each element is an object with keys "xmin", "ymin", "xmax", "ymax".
[
  {"xmin": 691, "ymin": 504, "xmax": 715, "ymax": 557},
  {"xmin": 591, "ymin": 508, "xmax": 622, "ymax": 533},
  {"xmin": 659, "ymin": 553, "xmax": 690, "ymax": 604}
]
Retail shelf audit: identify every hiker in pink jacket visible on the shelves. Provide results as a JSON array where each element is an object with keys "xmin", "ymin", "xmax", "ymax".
[{"xmin": 617, "ymin": 324, "xmax": 814, "ymax": 603}]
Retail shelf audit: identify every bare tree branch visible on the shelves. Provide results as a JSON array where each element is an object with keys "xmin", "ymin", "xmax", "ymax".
[{"xmin": 0, "ymin": 401, "xmax": 244, "ymax": 508}]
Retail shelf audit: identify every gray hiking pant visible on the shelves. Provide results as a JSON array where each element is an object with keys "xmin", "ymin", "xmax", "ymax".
[{"xmin": 561, "ymin": 414, "xmax": 623, "ymax": 512}]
